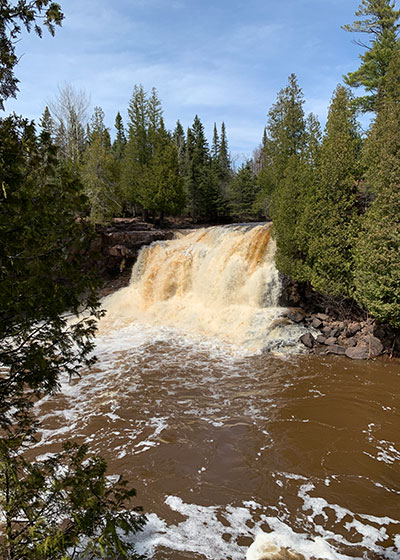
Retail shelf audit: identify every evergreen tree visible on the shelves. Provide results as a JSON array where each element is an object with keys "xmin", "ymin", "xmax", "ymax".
[
  {"xmin": 0, "ymin": 114, "xmax": 146, "ymax": 558},
  {"xmin": 343, "ymin": 0, "xmax": 400, "ymax": 112},
  {"xmin": 144, "ymin": 128, "xmax": 185, "ymax": 223},
  {"xmin": 112, "ymin": 112, "xmax": 127, "ymax": 161},
  {"xmin": 173, "ymin": 120, "xmax": 186, "ymax": 174},
  {"xmin": 0, "ymin": 1, "xmax": 63, "ymax": 110},
  {"xmin": 229, "ymin": 160, "xmax": 259, "ymax": 219},
  {"xmin": 268, "ymin": 74, "xmax": 311, "ymax": 279},
  {"xmin": 354, "ymin": 52, "xmax": 400, "ymax": 325},
  {"xmin": 215, "ymin": 121, "xmax": 232, "ymax": 217},
  {"xmin": 211, "ymin": 123, "xmax": 220, "ymax": 161},
  {"xmin": 257, "ymin": 74, "xmax": 307, "ymax": 218},
  {"xmin": 121, "ymin": 84, "xmax": 150, "ymax": 213},
  {"xmin": 39, "ymin": 105, "xmax": 55, "ymax": 139},
  {"xmin": 306, "ymin": 85, "xmax": 361, "ymax": 297},
  {"xmin": 184, "ymin": 115, "xmax": 215, "ymax": 220},
  {"xmin": 82, "ymin": 107, "xmax": 121, "ymax": 223}
]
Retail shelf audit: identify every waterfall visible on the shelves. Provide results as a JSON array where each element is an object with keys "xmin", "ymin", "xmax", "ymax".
[{"xmin": 100, "ymin": 224, "xmax": 309, "ymax": 353}]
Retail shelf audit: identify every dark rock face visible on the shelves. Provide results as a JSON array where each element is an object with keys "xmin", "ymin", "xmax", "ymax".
[
  {"xmin": 86, "ymin": 219, "xmax": 177, "ymax": 296},
  {"xmin": 92, "ymin": 224, "xmax": 175, "ymax": 276}
]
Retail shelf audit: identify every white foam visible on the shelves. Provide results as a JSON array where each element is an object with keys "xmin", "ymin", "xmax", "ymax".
[{"xmin": 129, "ymin": 489, "xmax": 400, "ymax": 560}]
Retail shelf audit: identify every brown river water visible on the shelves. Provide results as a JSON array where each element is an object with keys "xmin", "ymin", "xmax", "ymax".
[{"xmin": 33, "ymin": 225, "xmax": 400, "ymax": 559}]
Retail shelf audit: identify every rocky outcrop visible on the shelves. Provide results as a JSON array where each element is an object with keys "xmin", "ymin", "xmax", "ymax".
[
  {"xmin": 289, "ymin": 310, "xmax": 398, "ymax": 360},
  {"xmin": 88, "ymin": 219, "xmax": 177, "ymax": 295}
]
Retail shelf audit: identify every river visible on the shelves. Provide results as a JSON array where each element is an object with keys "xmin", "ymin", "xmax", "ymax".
[{"xmin": 33, "ymin": 225, "xmax": 400, "ymax": 559}]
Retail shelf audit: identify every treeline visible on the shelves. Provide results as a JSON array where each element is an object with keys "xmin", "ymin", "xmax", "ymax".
[
  {"xmin": 40, "ymin": 84, "xmax": 261, "ymax": 224},
  {"xmin": 261, "ymin": 0, "xmax": 400, "ymax": 329}
]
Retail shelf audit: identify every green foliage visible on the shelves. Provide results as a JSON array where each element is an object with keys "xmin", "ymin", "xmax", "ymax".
[
  {"xmin": 113, "ymin": 112, "xmax": 127, "ymax": 161},
  {"xmin": 354, "ymin": 52, "xmax": 400, "ymax": 325},
  {"xmin": 267, "ymin": 74, "xmax": 317, "ymax": 280},
  {"xmin": 0, "ymin": 0, "xmax": 63, "ymax": 110},
  {"xmin": 0, "ymin": 115, "xmax": 102, "ymax": 427},
  {"xmin": 229, "ymin": 160, "xmax": 259, "ymax": 219},
  {"xmin": 306, "ymin": 85, "xmax": 361, "ymax": 297},
  {"xmin": 257, "ymin": 74, "xmax": 307, "ymax": 217},
  {"xmin": 121, "ymin": 85, "xmax": 184, "ymax": 219},
  {"xmin": 0, "ymin": 436, "xmax": 146, "ymax": 559},
  {"xmin": 184, "ymin": 115, "xmax": 215, "ymax": 220},
  {"xmin": 82, "ymin": 107, "xmax": 121, "ymax": 224},
  {"xmin": 343, "ymin": 0, "xmax": 400, "ymax": 112},
  {"xmin": 144, "ymin": 130, "xmax": 185, "ymax": 219}
]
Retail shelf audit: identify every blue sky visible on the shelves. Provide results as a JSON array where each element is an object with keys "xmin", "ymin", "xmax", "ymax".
[{"xmin": 5, "ymin": 0, "xmax": 365, "ymax": 164}]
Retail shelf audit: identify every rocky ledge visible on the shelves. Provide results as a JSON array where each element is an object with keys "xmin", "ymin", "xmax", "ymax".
[
  {"xmin": 283, "ymin": 308, "xmax": 398, "ymax": 360},
  {"xmin": 88, "ymin": 218, "xmax": 177, "ymax": 296}
]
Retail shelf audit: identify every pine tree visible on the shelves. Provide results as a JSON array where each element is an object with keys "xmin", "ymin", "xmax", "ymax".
[
  {"xmin": 306, "ymin": 85, "xmax": 361, "ymax": 297},
  {"xmin": 354, "ymin": 51, "xmax": 400, "ymax": 325},
  {"xmin": 343, "ymin": 0, "xmax": 400, "ymax": 112}
]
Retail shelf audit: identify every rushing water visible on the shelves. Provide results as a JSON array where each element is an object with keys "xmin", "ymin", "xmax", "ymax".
[{"xmin": 33, "ymin": 225, "xmax": 400, "ymax": 559}]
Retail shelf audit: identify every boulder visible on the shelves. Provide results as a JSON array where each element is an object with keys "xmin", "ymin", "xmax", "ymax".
[
  {"xmin": 345, "ymin": 345, "xmax": 369, "ymax": 360},
  {"xmin": 325, "ymin": 337, "xmax": 338, "ymax": 346},
  {"xmin": 365, "ymin": 335, "xmax": 384, "ymax": 358},
  {"xmin": 326, "ymin": 344, "xmax": 346, "ymax": 356},
  {"xmin": 285, "ymin": 309, "xmax": 306, "ymax": 323},
  {"xmin": 311, "ymin": 317, "xmax": 323, "ymax": 329},
  {"xmin": 316, "ymin": 335, "xmax": 327, "ymax": 345},
  {"xmin": 299, "ymin": 333, "xmax": 315, "ymax": 348}
]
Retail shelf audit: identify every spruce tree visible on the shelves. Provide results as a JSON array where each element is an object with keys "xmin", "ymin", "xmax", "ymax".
[
  {"xmin": 112, "ymin": 111, "xmax": 126, "ymax": 161},
  {"xmin": 229, "ymin": 160, "xmax": 259, "ymax": 219},
  {"xmin": 343, "ymin": 0, "xmax": 400, "ymax": 112},
  {"xmin": 173, "ymin": 120, "xmax": 186, "ymax": 173},
  {"xmin": 184, "ymin": 115, "xmax": 215, "ymax": 220},
  {"xmin": 257, "ymin": 74, "xmax": 307, "ymax": 220},
  {"xmin": 268, "ymin": 74, "xmax": 311, "ymax": 279},
  {"xmin": 39, "ymin": 106, "xmax": 55, "ymax": 139},
  {"xmin": 354, "ymin": 52, "xmax": 400, "ymax": 325},
  {"xmin": 121, "ymin": 84, "xmax": 150, "ymax": 214},
  {"xmin": 306, "ymin": 85, "xmax": 361, "ymax": 297}
]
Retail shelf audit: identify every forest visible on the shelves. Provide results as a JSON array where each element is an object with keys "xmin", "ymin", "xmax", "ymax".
[{"xmin": 0, "ymin": 0, "xmax": 400, "ymax": 558}]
